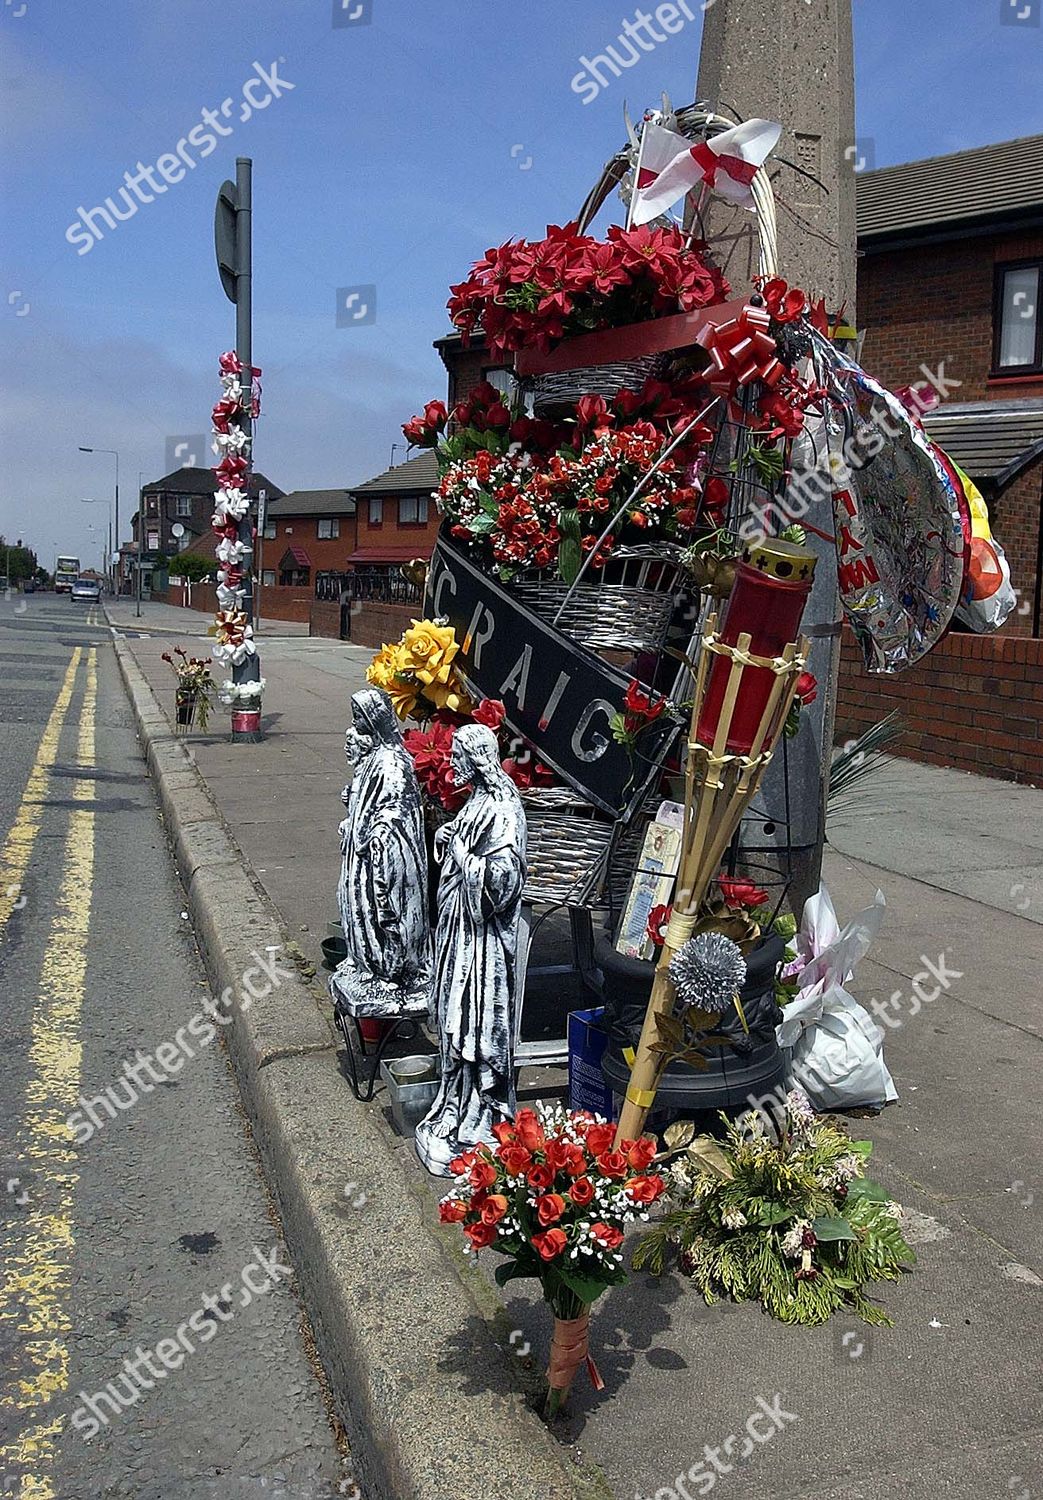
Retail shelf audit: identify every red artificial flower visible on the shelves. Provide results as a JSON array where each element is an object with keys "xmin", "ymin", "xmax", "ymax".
[
  {"xmin": 526, "ymin": 1162, "xmax": 555, "ymax": 1193},
  {"xmin": 473, "ymin": 698, "xmax": 506, "ymax": 730},
  {"xmin": 718, "ymin": 875, "xmax": 770, "ymax": 910},
  {"xmin": 424, "ymin": 399, "xmax": 448, "ymax": 430},
  {"xmin": 569, "ymin": 1177, "xmax": 595, "ymax": 1208},
  {"xmin": 575, "ymin": 394, "xmax": 610, "ymax": 430},
  {"xmin": 491, "ymin": 1120, "xmax": 515, "ymax": 1145},
  {"xmin": 464, "ymin": 1220, "xmax": 497, "ymax": 1250},
  {"xmin": 597, "ymin": 1150, "xmax": 630, "ymax": 1180},
  {"xmin": 646, "ymin": 903, "xmax": 671, "ymax": 950},
  {"xmin": 585, "ymin": 1123, "xmax": 616, "ymax": 1157},
  {"xmin": 469, "ymin": 1159, "xmax": 498, "ymax": 1191},
  {"xmin": 762, "ymin": 278, "xmax": 807, "ymax": 325},
  {"xmin": 623, "ymin": 680, "xmax": 666, "ymax": 723},
  {"xmin": 448, "ymin": 1151, "xmax": 475, "ymax": 1177},
  {"xmin": 703, "ymin": 475, "xmax": 731, "ymax": 521},
  {"xmin": 480, "ymin": 1194, "xmax": 509, "ymax": 1226},
  {"xmin": 627, "ymin": 1137, "xmax": 658, "ymax": 1171},
  {"xmin": 514, "ymin": 1108, "xmax": 545, "ymax": 1153},
  {"xmin": 626, "ymin": 1174, "xmax": 666, "ymax": 1206},
  {"xmin": 498, "ymin": 1145, "xmax": 532, "ymax": 1178},
  {"xmin": 532, "ymin": 1228, "xmax": 568, "ymax": 1261},
  {"xmin": 439, "ymin": 1199, "xmax": 468, "ymax": 1223},
  {"xmin": 590, "ymin": 1222, "xmax": 624, "ymax": 1251},
  {"xmin": 402, "ymin": 416, "xmax": 429, "ymax": 446},
  {"xmin": 795, "ymin": 671, "xmax": 818, "ymax": 706},
  {"xmin": 536, "ymin": 1193, "xmax": 567, "ymax": 1227}
]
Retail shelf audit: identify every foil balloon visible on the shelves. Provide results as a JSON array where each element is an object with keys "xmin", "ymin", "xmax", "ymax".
[{"xmin": 825, "ymin": 366, "xmax": 966, "ymax": 674}]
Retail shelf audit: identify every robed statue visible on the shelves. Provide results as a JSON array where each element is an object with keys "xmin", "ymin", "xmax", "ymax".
[
  {"xmin": 415, "ymin": 723, "xmax": 528, "ymax": 1176},
  {"xmin": 330, "ymin": 687, "xmax": 432, "ymax": 1022}
]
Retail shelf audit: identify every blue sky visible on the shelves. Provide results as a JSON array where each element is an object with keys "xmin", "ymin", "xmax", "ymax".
[{"xmin": 1, "ymin": 0, "xmax": 1040, "ymax": 567}]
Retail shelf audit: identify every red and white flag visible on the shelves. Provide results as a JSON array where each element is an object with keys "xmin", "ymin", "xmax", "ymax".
[{"xmin": 632, "ymin": 118, "xmax": 783, "ymax": 224}]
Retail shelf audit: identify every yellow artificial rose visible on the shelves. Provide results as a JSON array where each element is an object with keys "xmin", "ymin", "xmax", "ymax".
[
  {"xmin": 386, "ymin": 673, "xmax": 422, "ymax": 721},
  {"xmin": 425, "ymin": 670, "xmax": 473, "ymax": 716},
  {"xmin": 400, "ymin": 619, "xmax": 459, "ymax": 688},
  {"xmin": 366, "ymin": 641, "xmax": 404, "ymax": 692}
]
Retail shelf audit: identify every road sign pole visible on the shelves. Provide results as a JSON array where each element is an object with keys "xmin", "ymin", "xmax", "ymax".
[{"xmin": 230, "ymin": 157, "xmax": 263, "ymax": 743}]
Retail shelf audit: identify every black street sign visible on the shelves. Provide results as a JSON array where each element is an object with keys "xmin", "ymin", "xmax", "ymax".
[
  {"xmin": 425, "ymin": 536, "xmax": 673, "ymax": 817},
  {"xmin": 215, "ymin": 179, "xmax": 239, "ymax": 304}
]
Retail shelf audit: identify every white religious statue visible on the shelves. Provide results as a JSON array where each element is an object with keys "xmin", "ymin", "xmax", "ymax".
[
  {"xmin": 330, "ymin": 687, "xmax": 432, "ymax": 1023},
  {"xmin": 415, "ymin": 723, "xmax": 528, "ymax": 1176}
]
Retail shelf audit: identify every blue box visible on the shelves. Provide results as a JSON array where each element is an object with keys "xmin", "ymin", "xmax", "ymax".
[{"xmin": 568, "ymin": 1008, "xmax": 615, "ymax": 1120}]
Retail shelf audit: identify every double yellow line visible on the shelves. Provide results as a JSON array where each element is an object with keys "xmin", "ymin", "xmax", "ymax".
[{"xmin": 0, "ymin": 648, "xmax": 97, "ymax": 1498}]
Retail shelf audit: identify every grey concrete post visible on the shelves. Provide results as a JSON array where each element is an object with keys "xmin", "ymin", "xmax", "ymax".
[{"xmin": 696, "ymin": 0, "xmax": 856, "ymax": 911}]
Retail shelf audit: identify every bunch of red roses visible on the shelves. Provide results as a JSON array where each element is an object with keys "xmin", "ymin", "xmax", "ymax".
[
  {"xmin": 440, "ymin": 1102, "xmax": 664, "ymax": 1272},
  {"xmin": 440, "ymin": 1102, "xmax": 666, "ymax": 1415},
  {"xmin": 448, "ymin": 222, "xmax": 729, "ymax": 359}
]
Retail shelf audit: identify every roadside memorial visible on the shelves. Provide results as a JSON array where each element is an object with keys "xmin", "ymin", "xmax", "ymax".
[
  {"xmin": 333, "ymin": 100, "xmax": 1018, "ymax": 1403},
  {"xmin": 162, "ymin": 647, "xmax": 215, "ymax": 733}
]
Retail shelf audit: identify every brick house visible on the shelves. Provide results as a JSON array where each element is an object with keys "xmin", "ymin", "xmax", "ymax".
[
  {"xmin": 838, "ymin": 135, "xmax": 1043, "ymax": 784},
  {"xmin": 347, "ymin": 449, "xmax": 441, "ymax": 581},
  {"xmin": 135, "ymin": 467, "xmax": 283, "ymax": 559},
  {"xmin": 261, "ymin": 489, "xmax": 358, "ymax": 594}
]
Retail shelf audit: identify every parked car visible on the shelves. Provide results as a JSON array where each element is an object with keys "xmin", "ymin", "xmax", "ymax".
[
  {"xmin": 71, "ymin": 576, "xmax": 101, "ymax": 602},
  {"xmin": 22, "ymin": 579, "xmax": 36, "ymax": 593}
]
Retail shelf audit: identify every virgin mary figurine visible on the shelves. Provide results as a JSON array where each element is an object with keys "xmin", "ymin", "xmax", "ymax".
[
  {"xmin": 330, "ymin": 687, "xmax": 431, "ymax": 1022},
  {"xmin": 415, "ymin": 723, "xmax": 527, "ymax": 1176}
]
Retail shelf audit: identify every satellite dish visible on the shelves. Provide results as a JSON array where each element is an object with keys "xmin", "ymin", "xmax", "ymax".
[{"xmin": 171, "ymin": 523, "xmax": 185, "ymax": 538}]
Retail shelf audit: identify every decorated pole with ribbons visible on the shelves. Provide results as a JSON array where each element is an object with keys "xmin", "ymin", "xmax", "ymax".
[
  {"xmin": 614, "ymin": 539, "xmax": 816, "ymax": 1146},
  {"xmin": 213, "ymin": 157, "xmax": 263, "ymax": 743}
]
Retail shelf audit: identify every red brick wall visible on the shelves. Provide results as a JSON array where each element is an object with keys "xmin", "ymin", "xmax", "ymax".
[
  {"xmin": 161, "ymin": 580, "xmax": 313, "ymax": 623},
  {"xmin": 348, "ymin": 602, "xmax": 415, "ymax": 651},
  {"xmin": 836, "ymin": 628, "xmax": 1042, "ymax": 785},
  {"xmin": 309, "ymin": 600, "xmax": 342, "ymax": 639}
]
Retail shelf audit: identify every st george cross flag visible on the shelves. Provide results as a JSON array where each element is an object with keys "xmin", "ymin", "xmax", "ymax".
[{"xmin": 633, "ymin": 118, "xmax": 783, "ymax": 224}]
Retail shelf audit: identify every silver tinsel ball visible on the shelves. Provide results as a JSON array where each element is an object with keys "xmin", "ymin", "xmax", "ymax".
[{"xmin": 669, "ymin": 932, "xmax": 747, "ymax": 1015}]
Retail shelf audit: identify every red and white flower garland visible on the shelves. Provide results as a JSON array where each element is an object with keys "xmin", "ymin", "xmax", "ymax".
[{"xmin": 209, "ymin": 351, "xmax": 261, "ymax": 675}]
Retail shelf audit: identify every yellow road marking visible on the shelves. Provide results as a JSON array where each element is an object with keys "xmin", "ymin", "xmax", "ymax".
[
  {"xmin": 0, "ymin": 651, "xmax": 83, "ymax": 934},
  {"xmin": 0, "ymin": 649, "xmax": 97, "ymax": 1498}
]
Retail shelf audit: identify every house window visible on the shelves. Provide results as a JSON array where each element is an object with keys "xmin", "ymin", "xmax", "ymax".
[
  {"xmin": 317, "ymin": 518, "xmax": 340, "ymax": 539},
  {"xmin": 994, "ymin": 261, "xmax": 1043, "ymax": 373},
  {"xmin": 482, "ymin": 366, "xmax": 517, "ymax": 403},
  {"xmin": 368, "ymin": 498, "xmax": 383, "ymax": 525},
  {"xmin": 280, "ymin": 568, "xmax": 310, "ymax": 588},
  {"xmin": 399, "ymin": 497, "xmax": 429, "ymax": 526},
  {"xmin": 261, "ymin": 569, "xmax": 276, "ymax": 587},
  {"xmin": 176, "ymin": 496, "xmax": 192, "ymax": 518},
  {"xmin": 263, "ymin": 521, "xmax": 277, "ymax": 539}
]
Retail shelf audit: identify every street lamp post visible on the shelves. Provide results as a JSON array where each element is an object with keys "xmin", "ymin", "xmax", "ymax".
[{"xmin": 78, "ymin": 446, "xmax": 119, "ymax": 594}]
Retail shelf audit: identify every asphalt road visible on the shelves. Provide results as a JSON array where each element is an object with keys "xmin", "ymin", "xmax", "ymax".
[{"xmin": 0, "ymin": 595, "xmax": 349, "ymax": 1500}]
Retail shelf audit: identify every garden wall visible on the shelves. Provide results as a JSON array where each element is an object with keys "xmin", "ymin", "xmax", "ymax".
[{"xmin": 836, "ymin": 628, "xmax": 1043, "ymax": 786}]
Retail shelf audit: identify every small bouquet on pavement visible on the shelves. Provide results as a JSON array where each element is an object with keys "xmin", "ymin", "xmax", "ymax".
[
  {"xmin": 162, "ymin": 647, "xmax": 215, "ymax": 732},
  {"xmin": 438, "ymin": 1102, "xmax": 666, "ymax": 1417}
]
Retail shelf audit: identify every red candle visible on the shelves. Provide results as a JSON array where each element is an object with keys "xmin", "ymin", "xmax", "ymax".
[{"xmin": 696, "ymin": 539, "xmax": 817, "ymax": 755}]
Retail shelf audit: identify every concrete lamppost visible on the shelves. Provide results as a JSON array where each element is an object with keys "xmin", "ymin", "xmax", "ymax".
[{"xmin": 694, "ymin": 0, "xmax": 856, "ymax": 911}]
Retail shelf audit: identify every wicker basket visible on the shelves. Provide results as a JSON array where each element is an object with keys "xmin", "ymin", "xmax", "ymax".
[
  {"xmin": 511, "ymin": 548, "xmax": 689, "ymax": 656},
  {"xmin": 521, "ymin": 789, "xmax": 616, "ymax": 905},
  {"xmin": 528, "ymin": 355, "xmax": 666, "ymax": 416}
]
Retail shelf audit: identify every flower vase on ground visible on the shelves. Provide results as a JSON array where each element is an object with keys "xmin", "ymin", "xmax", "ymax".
[{"xmin": 175, "ymin": 689, "xmax": 197, "ymax": 731}]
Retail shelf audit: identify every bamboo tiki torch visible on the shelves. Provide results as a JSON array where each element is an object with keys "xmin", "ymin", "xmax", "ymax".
[{"xmin": 614, "ymin": 539, "xmax": 817, "ymax": 1147}]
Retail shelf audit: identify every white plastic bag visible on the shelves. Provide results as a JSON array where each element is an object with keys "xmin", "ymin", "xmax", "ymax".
[{"xmin": 777, "ymin": 887, "xmax": 898, "ymax": 1110}]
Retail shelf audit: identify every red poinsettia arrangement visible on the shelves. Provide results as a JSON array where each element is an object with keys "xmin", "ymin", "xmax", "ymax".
[
  {"xmin": 439, "ymin": 1102, "xmax": 665, "ymax": 1416},
  {"xmin": 403, "ymin": 698, "xmax": 555, "ymax": 811},
  {"xmin": 448, "ymin": 221, "xmax": 730, "ymax": 358}
]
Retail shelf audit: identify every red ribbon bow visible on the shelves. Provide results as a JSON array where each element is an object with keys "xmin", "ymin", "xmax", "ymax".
[
  {"xmin": 690, "ymin": 140, "xmax": 759, "ymax": 190},
  {"xmin": 697, "ymin": 303, "xmax": 784, "ymax": 396}
]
